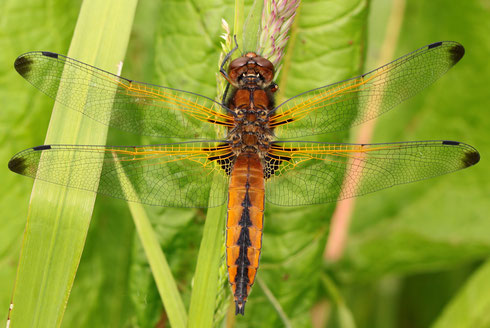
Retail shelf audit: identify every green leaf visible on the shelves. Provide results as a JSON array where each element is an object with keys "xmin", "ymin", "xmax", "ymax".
[
  {"xmin": 432, "ymin": 260, "xmax": 490, "ymax": 328},
  {"xmin": 0, "ymin": 0, "xmax": 82, "ymax": 321},
  {"xmin": 188, "ymin": 204, "xmax": 227, "ymax": 327},
  {"xmin": 336, "ymin": 0, "xmax": 490, "ymax": 282},
  {"xmin": 115, "ymin": 160, "xmax": 187, "ymax": 327},
  {"xmin": 6, "ymin": 1, "xmax": 137, "ymax": 327},
  {"xmin": 321, "ymin": 274, "xmax": 357, "ymax": 328}
]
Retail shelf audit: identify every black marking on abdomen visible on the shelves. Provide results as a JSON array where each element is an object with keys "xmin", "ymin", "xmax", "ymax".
[{"xmin": 235, "ymin": 182, "xmax": 253, "ymax": 307}]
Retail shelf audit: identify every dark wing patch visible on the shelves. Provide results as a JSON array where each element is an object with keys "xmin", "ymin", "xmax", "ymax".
[
  {"xmin": 441, "ymin": 140, "xmax": 479, "ymax": 168},
  {"xmin": 14, "ymin": 56, "xmax": 33, "ymax": 77},
  {"xmin": 8, "ymin": 157, "xmax": 27, "ymax": 174},
  {"xmin": 449, "ymin": 44, "xmax": 465, "ymax": 64},
  {"xmin": 462, "ymin": 149, "xmax": 480, "ymax": 168},
  {"xmin": 264, "ymin": 144, "xmax": 296, "ymax": 179},
  {"xmin": 203, "ymin": 143, "xmax": 235, "ymax": 176}
]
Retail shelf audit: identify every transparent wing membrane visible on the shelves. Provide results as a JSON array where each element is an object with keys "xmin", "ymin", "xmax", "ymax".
[
  {"xmin": 14, "ymin": 52, "xmax": 232, "ymax": 139},
  {"xmin": 10, "ymin": 43, "xmax": 480, "ymax": 209},
  {"xmin": 8, "ymin": 142, "xmax": 234, "ymax": 207},
  {"xmin": 265, "ymin": 140, "xmax": 479, "ymax": 206},
  {"xmin": 270, "ymin": 42, "xmax": 465, "ymax": 139}
]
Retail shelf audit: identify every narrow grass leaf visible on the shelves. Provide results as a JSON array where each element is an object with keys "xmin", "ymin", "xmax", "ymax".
[
  {"xmin": 113, "ymin": 156, "xmax": 187, "ymax": 328},
  {"xmin": 431, "ymin": 260, "xmax": 490, "ymax": 328},
  {"xmin": 7, "ymin": 0, "xmax": 137, "ymax": 327},
  {"xmin": 188, "ymin": 199, "xmax": 227, "ymax": 327}
]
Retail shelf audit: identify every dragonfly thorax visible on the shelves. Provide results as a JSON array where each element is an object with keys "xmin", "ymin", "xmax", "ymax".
[{"xmin": 227, "ymin": 88, "xmax": 274, "ymax": 157}]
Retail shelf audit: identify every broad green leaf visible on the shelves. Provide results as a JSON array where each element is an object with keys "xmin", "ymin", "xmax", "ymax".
[
  {"xmin": 336, "ymin": 0, "xmax": 490, "ymax": 282},
  {"xmin": 116, "ymin": 161, "xmax": 187, "ymax": 327},
  {"xmin": 6, "ymin": 1, "xmax": 137, "ymax": 327},
  {"xmin": 321, "ymin": 274, "xmax": 357, "ymax": 328},
  {"xmin": 0, "ymin": 0, "xmax": 82, "ymax": 321},
  {"xmin": 432, "ymin": 260, "xmax": 490, "ymax": 328},
  {"xmin": 327, "ymin": 0, "xmax": 489, "ymax": 327}
]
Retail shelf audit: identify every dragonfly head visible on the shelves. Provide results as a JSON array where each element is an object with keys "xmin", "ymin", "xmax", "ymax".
[{"xmin": 228, "ymin": 52, "xmax": 275, "ymax": 87}]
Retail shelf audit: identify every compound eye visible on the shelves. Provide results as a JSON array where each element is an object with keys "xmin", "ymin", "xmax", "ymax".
[
  {"xmin": 258, "ymin": 110, "xmax": 267, "ymax": 117},
  {"xmin": 255, "ymin": 56, "xmax": 274, "ymax": 71},
  {"xmin": 228, "ymin": 56, "xmax": 248, "ymax": 71},
  {"xmin": 237, "ymin": 109, "xmax": 246, "ymax": 116}
]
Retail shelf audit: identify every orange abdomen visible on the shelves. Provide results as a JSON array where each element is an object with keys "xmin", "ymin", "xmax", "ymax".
[{"xmin": 226, "ymin": 152, "xmax": 264, "ymax": 315}]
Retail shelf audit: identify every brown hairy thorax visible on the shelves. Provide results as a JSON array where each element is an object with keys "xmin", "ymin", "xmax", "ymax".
[{"xmin": 225, "ymin": 52, "xmax": 278, "ymax": 157}]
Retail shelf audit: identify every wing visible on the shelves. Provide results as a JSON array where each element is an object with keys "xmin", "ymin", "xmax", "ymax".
[
  {"xmin": 8, "ymin": 142, "xmax": 235, "ymax": 207},
  {"xmin": 265, "ymin": 140, "xmax": 479, "ymax": 206},
  {"xmin": 270, "ymin": 41, "xmax": 465, "ymax": 139},
  {"xmin": 14, "ymin": 51, "xmax": 233, "ymax": 139}
]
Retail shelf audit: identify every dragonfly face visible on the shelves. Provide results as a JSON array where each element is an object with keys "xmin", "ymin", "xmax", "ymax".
[
  {"xmin": 228, "ymin": 52, "xmax": 275, "ymax": 88},
  {"xmin": 9, "ymin": 41, "xmax": 480, "ymax": 315}
]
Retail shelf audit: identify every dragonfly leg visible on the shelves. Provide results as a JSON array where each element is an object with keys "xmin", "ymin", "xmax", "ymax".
[{"xmin": 220, "ymin": 35, "xmax": 239, "ymax": 85}]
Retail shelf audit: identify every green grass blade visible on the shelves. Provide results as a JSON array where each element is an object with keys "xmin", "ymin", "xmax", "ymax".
[
  {"xmin": 7, "ymin": 0, "xmax": 137, "ymax": 327},
  {"xmin": 321, "ymin": 273, "xmax": 357, "ymax": 328},
  {"xmin": 188, "ymin": 201, "xmax": 227, "ymax": 327},
  {"xmin": 114, "ymin": 157, "xmax": 187, "ymax": 328},
  {"xmin": 431, "ymin": 260, "xmax": 490, "ymax": 328},
  {"xmin": 188, "ymin": 3, "xmax": 249, "ymax": 324}
]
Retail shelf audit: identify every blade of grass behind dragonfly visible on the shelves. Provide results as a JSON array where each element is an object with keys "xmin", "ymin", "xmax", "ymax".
[
  {"xmin": 113, "ymin": 155, "xmax": 187, "ymax": 328},
  {"xmin": 188, "ymin": 198, "xmax": 227, "ymax": 327},
  {"xmin": 186, "ymin": 1, "xmax": 253, "ymax": 324},
  {"xmin": 7, "ymin": 0, "xmax": 138, "ymax": 327},
  {"xmin": 242, "ymin": 0, "xmax": 264, "ymax": 52}
]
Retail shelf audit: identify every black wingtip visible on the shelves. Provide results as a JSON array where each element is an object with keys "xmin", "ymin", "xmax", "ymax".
[
  {"xmin": 462, "ymin": 149, "xmax": 480, "ymax": 168},
  {"xmin": 8, "ymin": 156, "xmax": 27, "ymax": 174},
  {"xmin": 14, "ymin": 55, "xmax": 33, "ymax": 77},
  {"xmin": 449, "ymin": 44, "xmax": 465, "ymax": 64},
  {"xmin": 235, "ymin": 301, "xmax": 246, "ymax": 316}
]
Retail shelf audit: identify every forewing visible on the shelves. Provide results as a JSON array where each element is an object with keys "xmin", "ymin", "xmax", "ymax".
[
  {"xmin": 270, "ymin": 42, "xmax": 465, "ymax": 139},
  {"xmin": 14, "ymin": 52, "xmax": 232, "ymax": 139},
  {"xmin": 8, "ymin": 142, "xmax": 234, "ymax": 207},
  {"xmin": 265, "ymin": 140, "xmax": 479, "ymax": 206}
]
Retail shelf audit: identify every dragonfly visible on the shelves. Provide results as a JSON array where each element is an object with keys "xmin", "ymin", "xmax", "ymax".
[{"xmin": 8, "ymin": 41, "xmax": 480, "ymax": 315}]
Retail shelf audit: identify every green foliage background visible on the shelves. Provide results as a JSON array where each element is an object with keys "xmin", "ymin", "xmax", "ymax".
[{"xmin": 0, "ymin": 0, "xmax": 489, "ymax": 327}]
